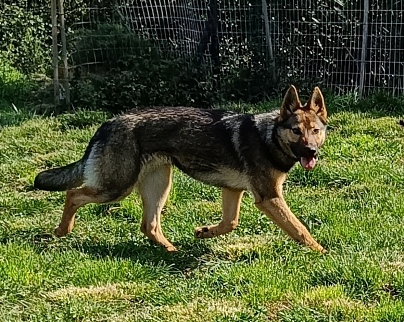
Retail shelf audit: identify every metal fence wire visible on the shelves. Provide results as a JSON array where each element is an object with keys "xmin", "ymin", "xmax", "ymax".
[
  {"xmin": 269, "ymin": 0, "xmax": 404, "ymax": 95},
  {"xmin": 56, "ymin": 0, "xmax": 404, "ymax": 97}
]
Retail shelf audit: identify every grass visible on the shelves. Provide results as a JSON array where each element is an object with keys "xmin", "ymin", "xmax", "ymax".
[
  {"xmin": 0, "ymin": 59, "xmax": 38, "ymax": 104},
  {"xmin": 2, "ymin": 93, "xmax": 404, "ymax": 321}
]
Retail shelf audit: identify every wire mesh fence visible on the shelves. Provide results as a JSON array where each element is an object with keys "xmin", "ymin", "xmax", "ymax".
[
  {"xmin": 63, "ymin": 0, "xmax": 404, "ymax": 98},
  {"xmin": 2, "ymin": 0, "xmax": 404, "ymax": 106},
  {"xmin": 270, "ymin": 0, "xmax": 404, "ymax": 95},
  {"xmin": 67, "ymin": 1, "xmax": 266, "ymax": 79},
  {"xmin": 270, "ymin": 0, "xmax": 365, "ymax": 93},
  {"xmin": 117, "ymin": 0, "xmax": 209, "ymax": 59}
]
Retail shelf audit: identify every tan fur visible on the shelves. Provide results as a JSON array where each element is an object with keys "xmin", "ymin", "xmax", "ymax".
[
  {"xmin": 195, "ymin": 188, "xmax": 244, "ymax": 238},
  {"xmin": 138, "ymin": 165, "xmax": 175, "ymax": 252},
  {"xmin": 55, "ymin": 185, "xmax": 134, "ymax": 237},
  {"xmin": 276, "ymin": 86, "xmax": 327, "ymax": 162},
  {"xmin": 55, "ymin": 187, "xmax": 102, "ymax": 237},
  {"xmin": 253, "ymin": 169, "xmax": 325, "ymax": 253},
  {"xmin": 255, "ymin": 86, "xmax": 327, "ymax": 252}
]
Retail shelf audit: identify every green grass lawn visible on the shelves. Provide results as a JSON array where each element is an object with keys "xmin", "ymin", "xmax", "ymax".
[{"xmin": 2, "ymin": 94, "xmax": 404, "ymax": 321}]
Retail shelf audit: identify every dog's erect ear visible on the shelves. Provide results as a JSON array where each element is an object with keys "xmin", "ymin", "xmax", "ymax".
[
  {"xmin": 308, "ymin": 87, "xmax": 327, "ymax": 123},
  {"xmin": 280, "ymin": 85, "xmax": 301, "ymax": 120}
]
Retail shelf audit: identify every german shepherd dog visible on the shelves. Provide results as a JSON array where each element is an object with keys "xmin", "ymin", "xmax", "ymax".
[{"xmin": 34, "ymin": 85, "xmax": 327, "ymax": 253}]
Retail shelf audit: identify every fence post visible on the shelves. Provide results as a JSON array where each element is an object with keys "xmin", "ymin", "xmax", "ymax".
[
  {"xmin": 59, "ymin": 0, "xmax": 70, "ymax": 105},
  {"xmin": 359, "ymin": 0, "xmax": 369, "ymax": 98},
  {"xmin": 209, "ymin": 0, "xmax": 220, "ymax": 78},
  {"xmin": 51, "ymin": 0, "xmax": 59, "ymax": 105},
  {"xmin": 261, "ymin": 0, "xmax": 276, "ymax": 83}
]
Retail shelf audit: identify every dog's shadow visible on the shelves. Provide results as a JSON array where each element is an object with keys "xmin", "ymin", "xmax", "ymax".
[
  {"xmin": 28, "ymin": 231, "xmax": 216, "ymax": 272},
  {"xmin": 79, "ymin": 239, "xmax": 214, "ymax": 271}
]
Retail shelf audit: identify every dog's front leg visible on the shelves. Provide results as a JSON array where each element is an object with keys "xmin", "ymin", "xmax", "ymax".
[{"xmin": 255, "ymin": 196, "xmax": 326, "ymax": 253}]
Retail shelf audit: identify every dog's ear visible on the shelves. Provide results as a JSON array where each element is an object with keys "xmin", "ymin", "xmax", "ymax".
[
  {"xmin": 308, "ymin": 87, "xmax": 327, "ymax": 123},
  {"xmin": 280, "ymin": 85, "xmax": 301, "ymax": 120}
]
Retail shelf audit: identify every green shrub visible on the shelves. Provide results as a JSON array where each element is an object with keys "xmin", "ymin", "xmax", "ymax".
[
  {"xmin": 0, "ymin": 4, "xmax": 50, "ymax": 75},
  {"xmin": 69, "ymin": 24, "xmax": 280, "ymax": 111},
  {"xmin": 69, "ymin": 25, "xmax": 216, "ymax": 110},
  {"xmin": 0, "ymin": 58, "xmax": 36, "ymax": 102},
  {"xmin": 70, "ymin": 24, "xmax": 160, "ymax": 70},
  {"xmin": 71, "ymin": 58, "xmax": 218, "ymax": 111}
]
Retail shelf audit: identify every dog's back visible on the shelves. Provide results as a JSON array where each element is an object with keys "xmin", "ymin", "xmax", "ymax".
[{"xmin": 35, "ymin": 107, "xmax": 281, "ymax": 193}]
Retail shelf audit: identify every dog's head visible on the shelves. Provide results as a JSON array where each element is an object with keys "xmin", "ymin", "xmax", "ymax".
[{"xmin": 276, "ymin": 85, "xmax": 327, "ymax": 170}]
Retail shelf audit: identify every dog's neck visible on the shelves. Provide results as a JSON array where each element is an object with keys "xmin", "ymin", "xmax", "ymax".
[
  {"xmin": 268, "ymin": 142, "xmax": 297, "ymax": 173},
  {"xmin": 266, "ymin": 126, "xmax": 298, "ymax": 173}
]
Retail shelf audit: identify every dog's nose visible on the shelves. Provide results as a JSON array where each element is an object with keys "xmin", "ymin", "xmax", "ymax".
[{"xmin": 305, "ymin": 146, "xmax": 317, "ymax": 156}]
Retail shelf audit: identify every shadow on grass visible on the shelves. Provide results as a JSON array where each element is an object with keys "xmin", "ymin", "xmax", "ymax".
[
  {"xmin": 1, "ymin": 227, "xmax": 216, "ymax": 273},
  {"xmin": 73, "ymin": 238, "xmax": 216, "ymax": 272}
]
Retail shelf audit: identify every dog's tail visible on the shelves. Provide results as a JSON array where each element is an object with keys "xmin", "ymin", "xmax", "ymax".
[{"xmin": 34, "ymin": 160, "xmax": 85, "ymax": 191}]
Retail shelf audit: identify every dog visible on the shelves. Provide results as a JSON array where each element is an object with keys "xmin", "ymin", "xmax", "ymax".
[{"xmin": 34, "ymin": 85, "xmax": 328, "ymax": 253}]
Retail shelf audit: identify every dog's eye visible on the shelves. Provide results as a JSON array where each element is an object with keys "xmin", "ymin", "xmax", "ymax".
[
  {"xmin": 291, "ymin": 128, "xmax": 302, "ymax": 135},
  {"xmin": 313, "ymin": 128, "xmax": 320, "ymax": 134}
]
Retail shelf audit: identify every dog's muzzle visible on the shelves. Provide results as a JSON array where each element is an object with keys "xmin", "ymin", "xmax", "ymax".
[{"xmin": 299, "ymin": 146, "xmax": 318, "ymax": 170}]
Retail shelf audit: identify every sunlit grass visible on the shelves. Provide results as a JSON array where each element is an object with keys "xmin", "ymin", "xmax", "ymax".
[{"xmin": 1, "ymin": 94, "xmax": 404, "ymax": 321}]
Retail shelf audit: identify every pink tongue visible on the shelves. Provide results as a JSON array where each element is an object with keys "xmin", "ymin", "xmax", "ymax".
[{"xmin": 300, "ymin": 157, "xmax": 316, "ymax": 170}]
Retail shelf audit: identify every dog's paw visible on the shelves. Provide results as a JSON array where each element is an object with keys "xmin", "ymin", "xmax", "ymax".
[
  {"xmin": 165, "ymin": 245, "xmax": 178, "ymax": 252},
  {"xmin": 194, "ymin": 226, "xmax": 215, "ymax": 239},
  {"xmin": 54, "ymin": 226, "xmax": 68, "ymax": 237},
  {"xmin": 318, "ymin": 245, "xmax": 327, "ymax": 254}
]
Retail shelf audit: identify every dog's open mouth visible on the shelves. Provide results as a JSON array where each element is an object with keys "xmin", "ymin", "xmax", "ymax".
[{"xmin": 300, "ymin": 156, "xmax": 316, "ymax": 170}]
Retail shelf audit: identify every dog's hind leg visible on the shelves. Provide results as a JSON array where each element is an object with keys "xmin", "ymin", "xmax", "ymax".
[
  {"xmin": 54, "ymin": 186, "xmax": 132, "ymax": 237},
  {"xmin": 137, "ymin": 165, "xmax": 176, "ymax": 252},
  {"xmin": 54, "ymin": 139, "xmax": 140, "ymax": 237},
  {"xmin": 195, "ymin": 188, "xmax": 244, "ymax": 239}
]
